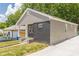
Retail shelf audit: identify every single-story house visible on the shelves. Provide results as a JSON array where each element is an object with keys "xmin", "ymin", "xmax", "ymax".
[
  {"xmin": 16, "ymin": 8, "xmax": 78, "ymax": 45},
  {"xmin": 0, "ymin": 29, "xmax": 3, "ymax": 36},
  {"xmin": 4, "ymin": 25, "xmax": 26, "ymax": 40}
]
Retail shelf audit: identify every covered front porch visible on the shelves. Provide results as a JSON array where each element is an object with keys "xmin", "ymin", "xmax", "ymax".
[
  {"xmin": 4, "ymin": 25, "xmax": 26, "ymax": 40},
  {"xmin": 18, "ymin": 20, "xmax": 50, "ymax": 44}
]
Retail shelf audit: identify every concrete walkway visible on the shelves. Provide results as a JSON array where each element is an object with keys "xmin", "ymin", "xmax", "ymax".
[{"xmin": 28, "ymin": 35, "xmax": 79, "ymax": 56}]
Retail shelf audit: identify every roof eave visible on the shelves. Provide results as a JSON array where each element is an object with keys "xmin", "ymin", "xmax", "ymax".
[
  {"xmin": 16, "ymin": 8, "xmax": 78, "ymax": 26},
  {"xmin": 16, "ymin": 8, "xmax": 30, "ymax": 25}
]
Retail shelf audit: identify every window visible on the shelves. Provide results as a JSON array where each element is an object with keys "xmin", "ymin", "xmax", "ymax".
[
  {"xmin": 38, "ymin": 23, "xmax": 43, "ymax": 28},
  {"xmin": 71, "ymin": 25, "xmax": 74, "ymax": 30},
  {"xmin": 65, "ymin": 24, "xmax": 67, "ymax": 32}
]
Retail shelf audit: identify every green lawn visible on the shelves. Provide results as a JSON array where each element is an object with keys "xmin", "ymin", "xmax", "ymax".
[
  {"xmin": 0, "ymin": 42, "xmax": 48, "ymax": 56},
  {"xmin": 0, "ymin": 40, "xmax": 20, "ymax": 48}
]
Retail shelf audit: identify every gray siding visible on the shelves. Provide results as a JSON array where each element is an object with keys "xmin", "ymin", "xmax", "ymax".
[
  {"xmin": 50, "ymin": 19, "xmax": 78, "ymax": 45},
  {"xmin": 50, "ymin": 20, "xmax": 66, "ymax": 45},
  {"xmin": 28, "ymin": 21, "xmax": 50, "ymax": 44}
]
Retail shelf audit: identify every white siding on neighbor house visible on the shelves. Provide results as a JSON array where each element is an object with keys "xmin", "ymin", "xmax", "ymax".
[
  {"xmin": 12, "ymin": 31, "xmax": 18, "ymax": 38},
  {"xmin": 9, "ymin": 31, "xmax": 12, "ymax": 38},
  {"xmin": 9, "ymin": 31, "xmax": 18, "ymax": 38}
]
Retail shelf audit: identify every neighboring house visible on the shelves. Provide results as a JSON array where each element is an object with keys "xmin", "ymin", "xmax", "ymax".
[
  {"xmin": 16, "ymin": 8, "xmax": 78, "ymax": 45},
  {"xmin": 4, "ymin": 25, "xmax": 26, "ymax": 40},
  {"xmin": 0, "ymin": 29, "xmax": 3, "ymax": 36}
]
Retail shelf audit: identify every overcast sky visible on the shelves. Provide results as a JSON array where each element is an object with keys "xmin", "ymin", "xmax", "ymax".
[{"xmin": 0, "ymin": 3, "xmax": 22, "ymax": 22}]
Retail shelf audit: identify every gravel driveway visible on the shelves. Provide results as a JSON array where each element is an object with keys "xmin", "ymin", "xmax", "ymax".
[{"xmin": 28, "ymin": 35, "xmax": 79, "ymax": 56}]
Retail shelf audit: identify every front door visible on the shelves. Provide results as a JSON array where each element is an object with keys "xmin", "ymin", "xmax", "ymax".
[{"xmin": 28, "ymin": 24, "xmax": 34, "ymax": 37}]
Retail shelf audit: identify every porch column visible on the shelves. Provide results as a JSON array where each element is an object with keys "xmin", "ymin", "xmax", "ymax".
[
  {"xmin": 3, "ymin": 30, "xmax": 5, "ymax": 37},
  {"xmin": 12, "ymin": 30, "xmax": 13, "ymax": 40},
  {"xmin": 25, "ymin": 24, "xmax": 28, "ymax": 38},
  {"xmin": 25, "ymin": 24, "xmax": 29, "ymax": 43},
  {"xmin": 18, "ymin": 26, "xmax": 20, "ymax": 40}
]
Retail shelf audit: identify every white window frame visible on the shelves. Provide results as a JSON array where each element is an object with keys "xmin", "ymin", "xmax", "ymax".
[{"xmin": 38, "ymin": 23, "xmax": 43, "ymax": 28}]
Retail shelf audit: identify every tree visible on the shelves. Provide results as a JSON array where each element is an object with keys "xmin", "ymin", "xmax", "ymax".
[
  {"xmin": 0, "ymin": 22, "xmax": 7, "ymax": 29},
  {"xmin": 2, "ymin": 3, "xmax": 79, "ymax": 29},
  {"xmin": 6, "ymin": 9, "xmax": 22, "ymax": 27}
]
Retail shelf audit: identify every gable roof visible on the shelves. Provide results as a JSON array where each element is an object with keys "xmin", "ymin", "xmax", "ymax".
[
  {"xmin": 4, "ymin": 25, "xmax": 25, "ymax": 31},
  {"xmin": 0, "ymin": 29, "xmax": 3, "ymax": 34},
  {"xmin": 16, "ymin": 8, "xmax": 78, "ymax": 26}
]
